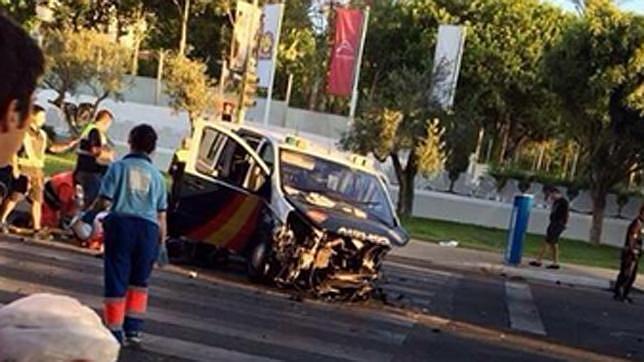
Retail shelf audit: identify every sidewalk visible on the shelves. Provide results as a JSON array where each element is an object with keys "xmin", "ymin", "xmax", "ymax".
[{"xmin": 390, "ymin": 240, "xmax": 643, "ymax": 292}]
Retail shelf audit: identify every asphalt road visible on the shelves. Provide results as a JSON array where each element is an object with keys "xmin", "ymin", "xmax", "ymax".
[{"xmin": 0, "ymin": 237, "xmax": 642, "ymax": 361}]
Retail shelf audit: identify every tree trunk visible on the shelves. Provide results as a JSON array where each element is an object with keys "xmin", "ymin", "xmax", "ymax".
[
  {"xmin": 391, "ymin": 152, "xmax": 417, "ymax": 217},
  {"xmin": 536, "ymin": 143, "xmax": 546, "ymax": 171},
  {"xmin": 308, "ymin": 77, "xmax": 320, "ymax": 111},
  {"xmin": 398, "ymin": 168, "xmax": 415, "ymax": 216},
  {"xmin": 448, "ymin": 179, "xmax": 456, "ymax": 193},
  {"xmin": 498, "ymin": 123, "xmax": 510, "ymax": 164},
  {"xmin": 590, "ymin": 189, "xmax": 607, "ymax": 245},
  {"xmin": 52, "ymin": 91, "xmax": 65, "ymax": 108},
  {"xmin": 179, "ymin": 0, "xmax": 190, "ymax": 56}
]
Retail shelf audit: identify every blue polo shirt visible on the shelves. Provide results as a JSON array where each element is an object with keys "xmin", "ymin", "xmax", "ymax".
[{"xmin": 99, "ymin": 153, "xmax": 167, "ymax": 225}]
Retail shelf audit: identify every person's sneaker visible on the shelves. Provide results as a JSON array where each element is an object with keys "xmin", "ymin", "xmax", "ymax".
[
  {"xmin": 32, "ymin": 229, "xmax": 50, "ymax": 240},
  {"xmin": 624, "ymin": 297, "xmax": 635, "ymax": 304},
  {"xmin": 546, "ymin": 264, "xmax": 560, "ymax": 270},
  {"xmin": 125, "ymin": 332, "xmax": 143, "ymax": 348},
  {"xmin": 529, "ymin": 261, "xmax": 542, "ymax": 267}
]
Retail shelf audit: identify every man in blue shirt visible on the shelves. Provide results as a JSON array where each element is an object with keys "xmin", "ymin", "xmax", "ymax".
[{"xmin": 92, "ymin": 124, "xmax": 167, "ymax": 346}]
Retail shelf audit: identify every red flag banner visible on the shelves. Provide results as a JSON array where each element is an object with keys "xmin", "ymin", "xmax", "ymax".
[{"xmin": 327, "ymin": 9, "xmax": 364, "ymax": 97}]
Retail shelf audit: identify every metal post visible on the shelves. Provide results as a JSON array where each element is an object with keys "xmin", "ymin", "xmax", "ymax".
[
  {"xmin": 263, "ymin": 3, "xmax": 285, "ymax": 127},
  {"xmin": 237, "ymin": 0, "xmax": 260, "ymax": 124},
  {"xmin": 155, "ymin": 50, "xmax": 165, "ymax": 105},
  {"xmin": 283, "ymin": 73, "xmax": 293, "ymax": 127},
  {"xmin": 474, "ymin": 127, "xmax": 485, "ymax": 163},
  {"xmin": 219, "ymin": 59, "xmax": 227, "ymax": 103},
  {"xmin": 348, "ymin": 6, "xmax": 370, "ymax": 122},
  {"xmin": 570, "ymin": 146, "xmax": 580, "ymax": 179}
]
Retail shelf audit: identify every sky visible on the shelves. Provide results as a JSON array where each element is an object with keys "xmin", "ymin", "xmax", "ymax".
[{"xmin": 548, "ymin": 0, "xmax": 644, "ymax": 13}]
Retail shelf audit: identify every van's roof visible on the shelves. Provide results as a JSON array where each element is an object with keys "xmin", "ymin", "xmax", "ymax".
[{"xmin": 214, "ymin": 121, "xmax": 381, "ymax": 175}]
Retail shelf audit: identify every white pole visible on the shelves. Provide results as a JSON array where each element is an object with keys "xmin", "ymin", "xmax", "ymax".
[
  {"xmin": 155, "ymin": 50, "xmax": 165, "ymax": 105},
  {"xmin": 348, "ymin": 6, "xmax": 370, "ymax": 122},
  {"xmin": 263, "ymin": 4, "xmax": 285, "ymax": 127},
  {"xmin": 283, "ymin": 73, "xmax": 293, "ymax": 127}
]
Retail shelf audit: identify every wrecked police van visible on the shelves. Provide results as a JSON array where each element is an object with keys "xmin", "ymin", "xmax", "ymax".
[{"xmin": 168, "ymin": 120, "xmax": 409, "ymax": 300}]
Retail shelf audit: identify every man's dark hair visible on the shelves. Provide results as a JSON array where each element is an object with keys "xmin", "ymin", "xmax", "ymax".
[
  {"xmin": 94, "ymin": 109, "xmax": 113, "ymax": 123},
  {"xmin": 129, "ymin": 124, "xmax": 157, "ymax": 154},
  {"xmin": 32, "ymin": 104, "xmax": 45, "ymax": 114},
  {"xmin": 0, "ymin": 14, "xmax": 45, "ymax": 130}
]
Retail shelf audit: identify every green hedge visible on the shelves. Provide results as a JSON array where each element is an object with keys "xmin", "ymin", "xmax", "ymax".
[{"xmin": 487, "ymin": 165, "xmax": 641, "ymax": 201}]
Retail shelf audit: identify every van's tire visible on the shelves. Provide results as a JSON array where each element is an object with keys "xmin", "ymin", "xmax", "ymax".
[{"xmin": 248, "ymin": 241, "xmax": 271, "ymax": 283}]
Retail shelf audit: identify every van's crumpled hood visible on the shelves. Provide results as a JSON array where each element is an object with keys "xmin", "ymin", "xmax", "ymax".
[{"xmin": 285, "ymin": 193, "xmax": 409, "ymax": 247}]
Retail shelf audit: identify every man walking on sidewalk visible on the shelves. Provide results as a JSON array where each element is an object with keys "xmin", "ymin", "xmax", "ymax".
[
  {"xmin": 91, "ymin": 124, "xmax": 167, "ymax": 346},
  {"xmin": 530, "ymin": 187, "xmax": 569, "ymax": 270},
  {"xmin": 613, "ymin": 205, "xmax": 643, "ymax": 303}
]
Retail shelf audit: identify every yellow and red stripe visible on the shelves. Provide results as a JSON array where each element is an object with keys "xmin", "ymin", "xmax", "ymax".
[
  {"xmin": 187, "ymin": 193, "xmax": 263, "ymax": 252},
  {"xmin": 126, "ymin": 286, "xmax": 148, "ymax": 317},
  {"xmin": 104, "ymin": 297, "xmax": 126, "ymax": 330}
]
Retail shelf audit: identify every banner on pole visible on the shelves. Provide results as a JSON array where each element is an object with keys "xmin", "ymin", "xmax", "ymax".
[
  {"xmin": 327, "ymin": 8, "xmax": 364, "ymax": 97},
  {"xmin": 430, "ymin": 25, "xmax": 466, "ymax": 110},
  {"xmin": 230, "ymin": 0, "xmax": 262, "ymax": 72},
  {"xmin": 257, "ymin": 4, "xmax": 284, "ymax": 89}
]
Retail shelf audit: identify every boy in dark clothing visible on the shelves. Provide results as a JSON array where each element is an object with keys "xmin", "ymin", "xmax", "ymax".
[
  {"xmin": 614, "ymin": 206, "xmax": 643, "ymax": 303},
  {"xmin": 530, "ymin": 188, "xmax": 569, "ymax": 269}
]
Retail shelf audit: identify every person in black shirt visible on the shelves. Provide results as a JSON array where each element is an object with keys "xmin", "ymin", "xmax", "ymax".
[
  {"xmin": 613, "ymin": 205, "xmax": 643, "ymax": 303},
  {"xmin": 73, "ymin": 110, "xmax": 115, "ymax": 207},
  {"xmin": 530, "ymin": 187, "xmax": 569, "ymax": 269}
]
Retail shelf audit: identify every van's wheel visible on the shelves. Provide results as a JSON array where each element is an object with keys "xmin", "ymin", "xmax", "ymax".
[{"xmin": 248, "ymin": 241, "xmax": 271, "ymax": 283}]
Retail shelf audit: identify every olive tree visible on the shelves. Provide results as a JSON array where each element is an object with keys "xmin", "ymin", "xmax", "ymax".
[
  {"xmin": 42, "ymin": 28, "xmax": 131, "ymax": 133},
  {"xmin": 163, "ymin": 53, "xmax": 214, "ymax": 125}
]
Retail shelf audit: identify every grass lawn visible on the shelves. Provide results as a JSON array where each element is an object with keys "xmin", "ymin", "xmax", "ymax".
[
  {"xmin": 44, "ymin": 153, "xmax": 76, "ymax": 176},
  {"xmin": 402, "ymin": 216, "xmax": 623, "ymax": 271}
]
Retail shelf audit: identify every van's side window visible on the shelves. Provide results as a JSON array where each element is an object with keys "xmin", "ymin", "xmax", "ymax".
[
  {"xmin": 215, "ymin": 138, "xmax": 252, "ymax": 188},
  {"xmin": 196, "ymin": 127, "xmax": 226, "ymax": 175}
]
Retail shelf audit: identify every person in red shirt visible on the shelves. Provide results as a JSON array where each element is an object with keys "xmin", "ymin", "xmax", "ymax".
[{"xmin": 41, "ymin": 171, "xmax": 79, "ymax": 229}]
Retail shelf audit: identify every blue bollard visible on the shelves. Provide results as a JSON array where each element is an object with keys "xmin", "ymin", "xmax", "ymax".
[{"xmin": 505, "ymin": 194, "xmax": 533, "ymax": 266}]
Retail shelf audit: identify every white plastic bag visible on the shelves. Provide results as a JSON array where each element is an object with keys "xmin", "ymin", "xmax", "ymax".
[{"xmin": 0, "ymin": 293, "xmax": 120, "ymax": 362}]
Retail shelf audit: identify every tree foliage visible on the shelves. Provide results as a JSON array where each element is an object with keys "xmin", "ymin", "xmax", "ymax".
[
  {"xmin": 343, "ymin": 65, "xmax": 446, "ymax": 215},
  {"xmin": 544, "ymin": 0, "xmax": 644, "ymax": 244},
  {"xmin": 452, "ymin": 0, "xmax": 571, "ymax": 163},
  {"xmin": 0, "ymin": 0, "xmax": 38, "ymax": 29},
  {"xmin": 42, "ymin": 28, "xmax": 131, "ymax": 132},
  {"xmin": 163, "ymin": 53, "xmax": 214, "ymax": 122}
]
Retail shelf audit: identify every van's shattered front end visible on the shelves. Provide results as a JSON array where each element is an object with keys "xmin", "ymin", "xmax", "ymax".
[{"xmin": 257, "ymin": 148, "xmax": 409, "ymax": 301}]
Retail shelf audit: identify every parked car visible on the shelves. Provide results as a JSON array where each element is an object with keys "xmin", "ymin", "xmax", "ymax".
[{"xmin": 168, "ymin": 120, "xmax": 409, "ymax": 300}]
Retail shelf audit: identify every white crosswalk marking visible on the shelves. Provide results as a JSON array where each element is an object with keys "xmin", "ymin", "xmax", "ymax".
[
  {"xmin": 143, "ymin": 334, "xmax": 280, "ymax": 362},
  {"xmin": 505, "ymin": 281, "xmax": 546, "ymax": 336}
]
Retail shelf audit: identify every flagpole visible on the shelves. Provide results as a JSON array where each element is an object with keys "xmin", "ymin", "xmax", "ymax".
[
  {"xmin": 348, "ymin": 6, "xmax": 370, "ymax": 123},
  {"xmin": 263, "ymin": 4, "xmax": 284, "ymax": 127}
]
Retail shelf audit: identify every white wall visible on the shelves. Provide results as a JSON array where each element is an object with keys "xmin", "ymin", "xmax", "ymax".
[
  {"xmin": 247, "ymin": 98, "xmax": 350, "ymax": 140},
  {"xmin": 36, "ymin": 89, "xmax": 190, "ymax": 171},
  {"xmin": 390, "ymin": 187, "xmax": 629, "ymax": 248},
  {"xmin": 68, "ymin": 76, "xmax": 349, "ymax": 140}
]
